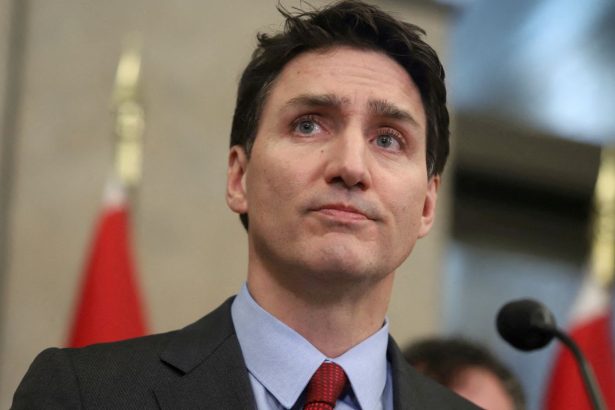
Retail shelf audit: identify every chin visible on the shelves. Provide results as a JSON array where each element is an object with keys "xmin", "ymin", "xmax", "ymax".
[{"xmin": 303, "ymin": 245, "xmax": 388, "ymax": 283}]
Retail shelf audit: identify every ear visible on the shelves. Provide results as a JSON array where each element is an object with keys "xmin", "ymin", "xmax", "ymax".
[
  {"xmin": 226, "ymin": 145, "xmax": 249, "ymax": 214},
  {"xmin": 418, "ymin": 175, "xmax": 440, "ymax": 238}
]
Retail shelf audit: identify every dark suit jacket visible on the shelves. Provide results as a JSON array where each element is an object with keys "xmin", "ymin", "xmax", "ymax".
[{"xmin": 12, "ymin": 297, "xmax": 479, "ymax": 409}]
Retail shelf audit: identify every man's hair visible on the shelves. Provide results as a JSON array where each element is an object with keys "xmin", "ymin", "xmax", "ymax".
[
  {"xmin": 404, "ymin": 338, "xmax": 526, "ymax": 410},
  {"xmin": 230, "ymin": 0, "xmax": 450, "ymax": 229}
]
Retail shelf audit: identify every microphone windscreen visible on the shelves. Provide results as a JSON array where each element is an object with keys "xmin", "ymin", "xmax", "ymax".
[{"xmin": 496, "ymin": 299, "xmax": 556, "ymax": 351}]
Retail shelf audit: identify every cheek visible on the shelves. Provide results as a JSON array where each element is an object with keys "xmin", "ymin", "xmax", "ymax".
[
  {"xmin": 248, "ymin": 154, "xmax": 304, "ymax": 211},
  {"xmin": 388, "ymin": 183, "xmax": 427, "ymax": 233}
]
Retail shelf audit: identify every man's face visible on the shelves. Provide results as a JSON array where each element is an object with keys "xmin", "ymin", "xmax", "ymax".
[{"xmin": 227, "ymin": 46, "xmax": 439, "ymax": 286}]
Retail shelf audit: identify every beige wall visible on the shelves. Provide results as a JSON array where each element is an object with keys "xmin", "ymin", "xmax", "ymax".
[{"xmin": 0, "ymin": 1, "xmax": 452, "ymax": 405}]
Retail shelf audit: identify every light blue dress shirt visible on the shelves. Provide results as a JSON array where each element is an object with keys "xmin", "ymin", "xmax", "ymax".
[{"xmin": 231, "ymin": 283, "xmax": 394, "ymax": 410}]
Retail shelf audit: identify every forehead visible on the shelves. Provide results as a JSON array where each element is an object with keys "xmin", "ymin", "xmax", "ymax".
[{"xmin": 264, "ymin": 46, "xmax": 426, "ymax": 127}]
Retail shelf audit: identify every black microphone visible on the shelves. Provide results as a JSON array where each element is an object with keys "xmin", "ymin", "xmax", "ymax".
[
  {"xmin": 496, "ymin": 299, "xmax": 556, "ymax": 350},
  {"xmin": 496, "ymin": 299, "xmax": 607, "ymax": 410}
]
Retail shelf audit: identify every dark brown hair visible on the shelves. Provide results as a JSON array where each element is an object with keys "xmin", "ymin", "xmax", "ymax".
[
  {"xmin": 404, "ymin": 338, "xmax": 526, "ymax": 410},
  {"xmin": 230, "ymin": 1, "xmax": 450, "ymax": 229}
]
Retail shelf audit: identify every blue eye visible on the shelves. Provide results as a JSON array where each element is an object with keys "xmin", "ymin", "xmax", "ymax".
[
  {"xmin": 293, "ymin": 116, "xmax": 321, "ymax": 136},
  {"xmin": 376, "ymin": 135, "xmax": 394, "ymax": 148},
  {"xmin": 374, "ymin": 131, "xmax": 402, "ymax": 151},
  {"xmin": 297, "ymin": 120, "xmax": 316, "ymax": 134}
]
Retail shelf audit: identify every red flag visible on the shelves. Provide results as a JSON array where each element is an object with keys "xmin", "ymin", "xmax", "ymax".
[
  {"xmin": 544, "ymin": 276, "xmax": 615, "ymax": 410},
  {"xmin": 67, "ymin": 179, "xmax": 147, "ymax": 347}
]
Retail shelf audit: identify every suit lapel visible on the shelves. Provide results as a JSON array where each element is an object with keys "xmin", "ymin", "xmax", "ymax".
[
  {"xmin": 154, "ymin": 298, "xmax": 256, "ymax": 410},
  {"xmin": 389, "ymin": 337, "xmax": 415, "ymax": 410}
]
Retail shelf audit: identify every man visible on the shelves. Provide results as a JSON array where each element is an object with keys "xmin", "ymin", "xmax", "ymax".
[
  {"xmin": 12, "ymin": 1, "xmax": 479, "ymax": 409},
  {"xmin": 404, "ymin": 338, "xmax": 526, "ymax": 410}
]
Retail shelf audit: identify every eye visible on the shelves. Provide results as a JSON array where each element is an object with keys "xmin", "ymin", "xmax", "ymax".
[
  {"xmin": 374, "ymin": 129, "xmax": 403, "ymax": 151},
  {"xmin": 293, "ymin": 115, "xmax": 321, "ymax": 136},
  {"xmin": 376, "ymin": 135, "xmax": 394, "ymax": 148}
]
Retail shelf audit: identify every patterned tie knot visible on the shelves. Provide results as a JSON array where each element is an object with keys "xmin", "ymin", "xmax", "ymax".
[{"xmin": 304, "ymin": 362, "xmax": 348, "ymax": 410}]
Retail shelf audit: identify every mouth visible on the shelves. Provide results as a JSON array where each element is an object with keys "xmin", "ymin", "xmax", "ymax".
[{"xmin": 312, "ymin": 204, "xmax": 371, "ymax": 222}]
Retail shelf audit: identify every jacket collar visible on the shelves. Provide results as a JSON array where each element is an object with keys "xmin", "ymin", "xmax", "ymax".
[
  {"xmin": 154, "ymin": 297, "xmax": 256, "ymax": 410},
  {"xmin": 151, "ymin": 296, "xmax": 475, "ymax": 410},
  {"xmin": 388, "ymin": 336, "xmax": 414, "ymax": 410}
]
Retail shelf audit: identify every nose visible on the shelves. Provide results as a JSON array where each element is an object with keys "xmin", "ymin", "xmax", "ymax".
[{"xmin": 324, "ymin": 130, "xmax": 372, "ymax": 190}]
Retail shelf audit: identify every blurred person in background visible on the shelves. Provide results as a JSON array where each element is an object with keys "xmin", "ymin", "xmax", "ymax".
[{"xmin": 404, "ymin": 337, "xmax": 526, "ymax": 410}]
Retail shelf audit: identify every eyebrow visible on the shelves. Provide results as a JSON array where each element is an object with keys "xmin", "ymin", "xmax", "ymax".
[
  {"xmin": 283, "ymin": 93, "xmax": 349, "ymax": 110},
  {"xmin": 368, "ymin": 99, "xmax": 420, "ymax": 128}
]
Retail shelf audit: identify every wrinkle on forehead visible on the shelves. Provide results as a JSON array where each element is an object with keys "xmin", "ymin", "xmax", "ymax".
[{"xmin": 263, "ymin": 46, "xmax": 427, "ymax": 134}]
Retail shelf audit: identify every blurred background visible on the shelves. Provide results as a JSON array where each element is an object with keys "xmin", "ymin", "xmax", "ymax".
[{"xmin": 0, "ymin": 0, "xmax": 613, "ymax": 409}]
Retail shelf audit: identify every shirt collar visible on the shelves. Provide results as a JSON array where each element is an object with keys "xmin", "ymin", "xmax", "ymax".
[{"xmin": 231, "ymin": 283, "xmax": 389, "ymax": 409}]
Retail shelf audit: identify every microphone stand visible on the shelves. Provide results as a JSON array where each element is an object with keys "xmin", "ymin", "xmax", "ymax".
[{"xmin": 538, "ymin": 323, "xmax": 607, "ymax": 410}]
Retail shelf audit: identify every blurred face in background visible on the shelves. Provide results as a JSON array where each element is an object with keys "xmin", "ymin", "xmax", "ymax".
[{"xmin": 452, "ymin": 367, "xmax": 515, "ymax": 410}]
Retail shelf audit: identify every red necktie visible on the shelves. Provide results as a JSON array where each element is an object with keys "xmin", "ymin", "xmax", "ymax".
[{"xmin": 303, "ymin": 362, "xmax": 348, "ymax": 410}]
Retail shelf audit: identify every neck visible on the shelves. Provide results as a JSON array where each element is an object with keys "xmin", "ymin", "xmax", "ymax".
[{"xmin": 247, "ymin": 260, "xmax": 394, "ymax": 358}]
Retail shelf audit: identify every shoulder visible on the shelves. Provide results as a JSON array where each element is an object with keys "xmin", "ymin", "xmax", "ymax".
[
  {"xmin": 11, "ymin": 330, "xmax": 184, "ymax": 409},
  {"xmin": 68, "ymin": 330, "xmax": 179, "ymax": 379},
  {"xmin": 12, "ymin": 297, "xmax": 237, "ymax": 409},
  {"xmin": 11, "ymin": 347, "xmax": 82, "ymax": 409}
]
